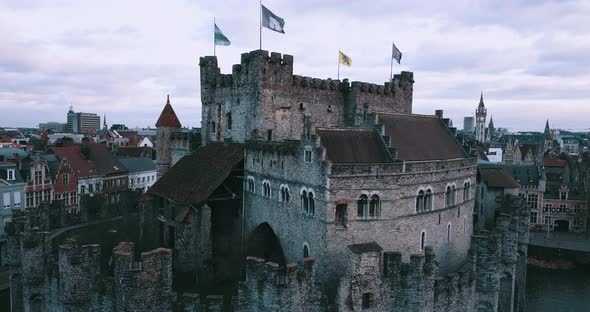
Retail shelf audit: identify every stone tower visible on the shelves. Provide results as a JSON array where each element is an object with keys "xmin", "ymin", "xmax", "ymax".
[
  {"xmin": 544, "ymin": 119, "xmax": 552, "ymax": 151},
  {"xmin": 475, "ymin": 91, "xmax": 487, "ymax": 142},
  {"xmin": 155, "ymin": 95, "xmax": 182, "ymax": 179}
]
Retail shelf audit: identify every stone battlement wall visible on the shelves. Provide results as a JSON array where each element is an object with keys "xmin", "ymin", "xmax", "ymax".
[
  {"xmin": 237, "ymin": 256, "xmax": 321, "ymax": 312},
  {"xmin": 58, "ymin": 240, "xmax": 101, "ymax": 305}
]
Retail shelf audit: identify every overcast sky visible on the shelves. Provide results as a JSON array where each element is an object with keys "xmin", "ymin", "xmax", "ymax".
[{"xmin": 1, "ymin": 0, "xmax": 589, "ymax": 131}]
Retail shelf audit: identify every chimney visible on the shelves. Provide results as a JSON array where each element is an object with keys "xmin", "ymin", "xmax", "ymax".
[{"xmin": 435, "ymin": 110, "xmax": 444, "ymax": 119}]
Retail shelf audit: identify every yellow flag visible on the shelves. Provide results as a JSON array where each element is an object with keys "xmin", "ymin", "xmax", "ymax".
[{"xmin": 339, "ymin": 50, "xmax": 352, "ymax": 67}]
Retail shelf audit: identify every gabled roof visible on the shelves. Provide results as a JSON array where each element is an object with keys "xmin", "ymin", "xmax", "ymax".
[
  {"xmin": 155, "ymin": 95, "xmax": 181, "ymax": 128},
  {"xmin": 378, "ymin": 113, "xmax": 467, "ymax": 161},
  {"xmin": 481, "ymin": 163, "xmax": 540, "ymax": 187},
  {"xmin": 147, "ymin": 143, "xmax": 244, "ymax": 207},
  {"xmin": 50, "ymin": 144, "xmax": 127, "ymax": 178},
  {"xmin": 316, "ymin": 128, "xmax": 393, "ymax": 163},
  {"xmin": 50, "ymin": 146, "xmax": 96, "ymax": 177},
  {"xmin": 479, "ymin": 167, "xmax": 520, "ymax": 189}
]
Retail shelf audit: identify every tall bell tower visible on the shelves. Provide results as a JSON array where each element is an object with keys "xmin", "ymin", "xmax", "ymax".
[{"xmin": 475, "ymin": 92, "xmax": 487, "ymax": 142}]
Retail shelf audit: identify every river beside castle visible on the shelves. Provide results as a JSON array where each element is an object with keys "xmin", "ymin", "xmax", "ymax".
[{"xmin": 526, "ymin": 264, "xmax": 590, "ymax": 311}]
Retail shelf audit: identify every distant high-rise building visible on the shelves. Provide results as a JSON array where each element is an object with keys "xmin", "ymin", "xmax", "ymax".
[
  {"xmin": 66, "ymin": 106, "xmax": 101, "ymax": 133},
  {"xmin": 463, "ymin": 117, "xmax": 474, "ymax": 132},
  {"xmin": 38, "ymin": 122, "xmax": 67, "ymax": 132}
]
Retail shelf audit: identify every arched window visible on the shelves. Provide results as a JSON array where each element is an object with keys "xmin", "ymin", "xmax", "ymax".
[
  {"xmin": 301, "ymin": 190, "xmax": 308, "ymax": 213},
  {"xmin": 416, "ymin": 190, "xmax": 425, "ymax": 212},
  {"xmin": 369, "ymin": 194, "xmax": 380, "ymax": 218},
  {"xmin": 247, "ymin": 177, "xmax": 255, "ymax": 192},
  {"xmin": 451, "ymin": 185, "xmax": 457, "ymax": 205},
  {"xmin": 445, "ymin": 186, "xmax": 452, "ymax": 207},
  {"xmin": 420, "ymin": 231, "xmax": 426, "ymax": 251},
  {"xmin": 447, "ymin": 223, "xmax": 452, "ymax": 242},
  {"xmin": 308, "ymin": 192, "xmax": 315, "ymax": 216},
  {"xmin": 357, "ymin": 194, "xmax": 368, "ymax": 219},
  {"xmin": 303, "ymin": 245, "xmax": 310, "ymax": 258},
  {"xmin": 280, "ymin": 185, "xmax": 290, "ymax": 203},
  {"xmin": 263, "ymin": 181, "xmax": 271, "ymax": 198},
  {"xmin": 226, "ymin": 112, "xmax": 232, "ymax": 130},
  {"xmin": 425, "ymin": 189, "xmax": 433, "ymax": 210}
]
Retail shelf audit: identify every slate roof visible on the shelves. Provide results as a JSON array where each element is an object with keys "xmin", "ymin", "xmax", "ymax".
[
  {"xmin": 378, "ymin": 113, "xmax": 467, "ymax": 161},
  {"xmin": 347, "ymin": 242, "xmax": 383, "ymax": 254},
  {"xmin": 155, "ymin": 96, "xmax": 181, "ymax": 128},
  {"xmin": 147, "ymin": 143, "xmax": 244, "ymax": 207},
  {"xmin": 481, "ymin": 163, "xmax": 540, "ymax": 187},
  {"xmin": 116, "ymin": 146, "xmax": 154, "ymax": 158},
  {"xmin": 316, "ymin": 128, "xmax": 393, "ymax": 163},
  {"xmin": 0, "ymin": 147, "xmax": 28, "ymax": 161},
  {"xmin": 117, "ymin": 157, "xmax": 156, "ymax": 173},
  {"xmin": 0, "ymin": 161, "xmax": 24, "ymax": 184},
  {"xmin": 479, "ymin": 167, "xmax": 520, "ymax": 189}
]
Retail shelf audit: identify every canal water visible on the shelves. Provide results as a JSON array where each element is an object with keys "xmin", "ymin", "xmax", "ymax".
[{"xmin": 526, "ymin": 264, "xmax": 590, "ymax": 311}]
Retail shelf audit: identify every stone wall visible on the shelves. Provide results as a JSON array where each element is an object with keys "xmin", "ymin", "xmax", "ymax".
[{"xmin": 199, "ymin": 50, "xmax": 414, "ymax": 145}]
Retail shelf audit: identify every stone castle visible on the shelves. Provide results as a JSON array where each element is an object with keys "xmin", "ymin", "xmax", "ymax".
[{"xmin": 5, "ymin": 50, "xmax": 530, "ymax": 311}]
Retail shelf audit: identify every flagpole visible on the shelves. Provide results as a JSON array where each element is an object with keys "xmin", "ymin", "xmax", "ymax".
[
  {"xmin": 259, "ymin": 0, "xmax": 262, "ymax": 50},
  {"xmin": 337, "ymin": 51, "xmax": 340, "ymax": 80},
  {"xmin": 390, "ymin": 42, "xmax": 393, "ymax": 81},
  {"xmin": 213, "ymin": 16, "xmax": 216, "ymax": 56}
]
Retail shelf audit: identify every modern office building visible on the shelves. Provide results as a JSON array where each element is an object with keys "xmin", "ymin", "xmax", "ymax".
[{"xmin": 66, "ymin": 107, "xmax": 101, "ymax": 133}]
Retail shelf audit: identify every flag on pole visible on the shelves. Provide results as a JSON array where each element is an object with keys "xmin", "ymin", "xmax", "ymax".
[
  {"xmin": 392, "ymin": 42, "xmax": 402, "ymax": 64},
  {"xmin": 339, "ymin": 51, "xmax": 352, "ymax": 67},
  {"xmin": 214, "ymin": 23, "xmax": 231, "ymax": 46},
  {"xmin": 261, "ymin": 4, "xmax": 285, "ymax": 34}
]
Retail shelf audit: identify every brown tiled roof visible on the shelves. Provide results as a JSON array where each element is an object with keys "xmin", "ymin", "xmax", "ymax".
[
  {"xmin": 147, "ymin": 143, "xmax": 244, "ymax": 207},
  {"xmin": 479, "ymin": 167, "xmax": 520, "ymax": 188},
  {"xmin": 348, "ymin": 242, "xmax": 383, "ymax": 254},
  {"xmin": 543, "ymin": 158, "xmax": 566, "ymax": 167},
  {"xmin": 51, "ymin": 146, "xmax": 96, "ymax": 177},
  {"xmin": 316, "ymin": 128, "xmax": 393, "ymax": 163},
  {"xmin": 155, "ymin": 95, "xmax": 181, "ymax": 128},
  {"xmin": 51, "ymin": 144, "xmax": 127, "ymax": 178},
  {"xmin": 378, "ymin": 113, "xmax": 467, "ymax": 161}
]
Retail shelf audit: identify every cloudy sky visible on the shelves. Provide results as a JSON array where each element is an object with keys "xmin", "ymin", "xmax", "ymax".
[{"xmin": 1, "ymin": 0, "xmax": 589, "ymax": 131}]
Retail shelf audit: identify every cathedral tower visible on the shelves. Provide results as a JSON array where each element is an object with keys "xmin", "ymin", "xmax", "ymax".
[{"xmin": 475, "ymin": 92, "xmax": 487, "ymax": 142}]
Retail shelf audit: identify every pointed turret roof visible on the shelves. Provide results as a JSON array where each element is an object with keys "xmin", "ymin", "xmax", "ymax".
[
  {"xmin": 156, "ymin": 95, "xmax": 181, "ymax": 128},
  {"xmin": 478, "ymin": 91, "xmax": 485, "ymax": 108},
  {"xmin": 544, "ymin": 119, "xmax": 551, "ymax": 137},
  {"xmin": 489, "ymin": 115, "xmax": 494, "ymax": 128}
]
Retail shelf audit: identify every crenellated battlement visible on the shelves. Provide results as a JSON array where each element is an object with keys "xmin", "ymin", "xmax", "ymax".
[{"xmin": 58, "ymin": 239, "xmax": 101, "ymax": 304}]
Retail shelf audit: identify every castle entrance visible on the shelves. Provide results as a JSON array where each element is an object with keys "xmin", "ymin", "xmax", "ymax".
[
  {"xmin": 247, "ymin": 223, "xmax": 286, "ymax": 266},
  {"xmin": 554, "ymin": 220, "xmax": 570, "ymax": 232}
]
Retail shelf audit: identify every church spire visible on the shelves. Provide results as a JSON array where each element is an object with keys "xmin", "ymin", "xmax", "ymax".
[
  {"xmin": 489, "ymin": 115, "xmax": 494, "ymax": 128},
  {"xmin": 544, "ymin": 119, "xmax": 551, "ymax": 137},
  {"xmin": 478, "ymin": 91, "xmax": 485, "ymax": 108},
  {"xmin": 103, "ymin": 114, "xmax": 107, "ymax": 129}
]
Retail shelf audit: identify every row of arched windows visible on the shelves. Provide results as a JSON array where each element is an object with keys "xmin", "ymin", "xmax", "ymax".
[
  {"xmin": 357, "ymin": 194, "xmax": 381, "ymax": 219},
  {"xmin": 415, "ymin": 181, "xmax": 472, "ymax": 213},
  {"xmin": 301, "ymin": 189, "xmax": 315, "ymax": 216},
  {"xmin": 246, "ymin": 176, "xmax": 314, "ymax": 216}
]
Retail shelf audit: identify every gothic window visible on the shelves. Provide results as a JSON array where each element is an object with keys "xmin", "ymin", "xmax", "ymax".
[
  {"xmin": 451, "ymin": 185, "xmax": 457, "ymax": 205},
  {"xmin": 335, "ymin": 204, "xmax": 347, "ymax": 227},
  {"xmin": 247, "ymin": 177, "xmax": 255, "ymax": 193},
  {"xmin": 369, "ymin": 194, "xmax": 380, "ymax": 218},
  {"xmin": 416, "ymin": 190, "xmax": 425, "ymax": 212},
  {"xmin": 301, "ymin": 190, "xmax": 309, "ymax": 213},
  {"xmin": 463, "ymin": 181, "xmax": 470, "ymax": 201},
  {"xmin": 303, "ymin": 245, "xmax": 310, "ymax": 258},
  {"xmin": 280, "ymin": 185, "xmax": 290, "ymax": 203},
  {"xmin": 425, "ymin": 189, "xmax": 433, "ymax": 210},
  {"xmin": 527, "ymin": 194, "xmax": 538, "ymax": 210},
  {"xmin": 210, "ymin": 121, "xmax": 216, "ymax": 133},
  {"xmin": 447, "ymin": 223, "xmax": 452, "ymax": 242},
  {"xmin": 357, "ymin": 194, "xmax": 368, "ymax": 219},
  {"xmin": 420, "ymin": 231, "xmax": 426, "ymax": 251},
  {"xmin": 445, "ymin": 186, "xmax": 452, "ymax": 208},
  {"xmin": 226, "ymin": 112, "xmax": 232, "ymax": 130},
  {"xmin": 308, "ymin": 191, "xmax": 315, "ymax": 216},
  {"xmin": 262, "ymin": 181, "xmax": 271, "ymax": 198}
]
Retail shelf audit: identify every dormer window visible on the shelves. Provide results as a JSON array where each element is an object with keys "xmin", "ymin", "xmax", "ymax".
[{"xmin": 7, "ymin": 169, "xmax": 15, "ymax": 181}]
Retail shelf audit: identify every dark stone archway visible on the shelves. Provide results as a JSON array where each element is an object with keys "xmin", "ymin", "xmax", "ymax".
[{"xmin": 247, "ymin": 223, "xmax": 286, "ymax": 266}]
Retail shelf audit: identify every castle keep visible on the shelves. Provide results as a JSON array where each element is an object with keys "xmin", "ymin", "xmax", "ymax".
[{"xmin": 5, "ymin": 49, "xmax": 529, "ymax": 311}]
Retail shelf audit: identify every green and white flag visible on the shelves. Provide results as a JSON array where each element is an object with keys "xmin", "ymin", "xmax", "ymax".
[
  {"xmin": 214, "ymin": 23, "xmax": 231, "ymax": 46},
  {"xmin": 261, "ymin": 4, "xmax": 285, "ymax": 34}
]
